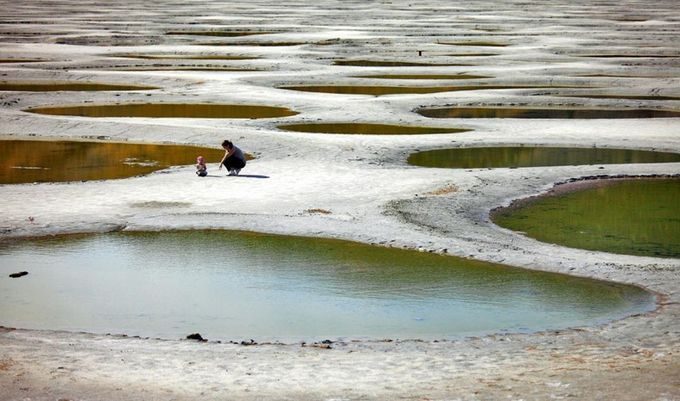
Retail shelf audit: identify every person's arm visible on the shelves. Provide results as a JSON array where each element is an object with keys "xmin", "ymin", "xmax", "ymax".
[{"xmin": 218, "ymin": 148, "xmax": 235, "ymax": 169}]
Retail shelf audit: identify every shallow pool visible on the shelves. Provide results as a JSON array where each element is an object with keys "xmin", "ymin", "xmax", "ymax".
[
  {"xmin": 407, "ymin": 147, "xmax": 680, "ymax": 169},
  {"xmin": 0, "ymin": 231, "xmax": 654, "ymax": 341},
  {"xmin": 26, "ymin": 103, "xmax": 299, "ymax": 118},
  {"xmin": 416, "ymin": 106, "xmax": 680, "ymax": 119},
  {"xmin": 493, "ymin": 178, "xmax": 680, "ymax": 258},
  {"xmin": 0, "ymin": 139, "xmax": 227, "ymax": 184}
]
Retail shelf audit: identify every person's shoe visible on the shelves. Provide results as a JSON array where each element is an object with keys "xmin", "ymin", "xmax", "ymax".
[
  {"xmin": 227, "ymin": 169, "xmax": 236, "ymax": 176},
  {"xmin": 233, "ymin": 168, "xmax": 241, "ymax": 176}
]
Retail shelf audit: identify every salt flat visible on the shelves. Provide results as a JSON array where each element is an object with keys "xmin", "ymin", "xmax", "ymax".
[{"xmin": 0, "ymin": 0, "xmax": 679, "ymax": 399}]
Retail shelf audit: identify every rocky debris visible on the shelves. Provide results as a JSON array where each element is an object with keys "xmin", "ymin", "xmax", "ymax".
[
  {"xmin": 9, "ymin": 271, "xmax": 28, "ymax": 278},
  {"xmin": 301, "ymin": 339, "xmax": 333, "ymax": 349},
  {"xmin": 240, "ymin": 339, "xmax": 257, "ymax": 346},
  {"xmin": 185, "ymin": 333, "xmax": 206, "ymax": 342}
]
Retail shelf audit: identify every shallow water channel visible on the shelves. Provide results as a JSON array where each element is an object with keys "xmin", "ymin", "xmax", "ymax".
[{"xmin": 0, "ymin": 231, "xmax": 654, "ymax": 341}]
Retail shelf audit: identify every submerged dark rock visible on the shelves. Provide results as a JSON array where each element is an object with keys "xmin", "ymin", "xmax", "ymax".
[
  {"xmin": 186, "ymin": 333, "xmax": 206, "ymax": 342},
  {"xmin": 9, "ymin": 271, "xmax": 28, "ymax": 278}
]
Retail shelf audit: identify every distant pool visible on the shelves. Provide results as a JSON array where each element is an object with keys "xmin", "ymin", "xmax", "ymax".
[
  {"xmin": 0, "ymin": 231, "xmax": 654, "ymax": 341},
  {"xmin": 407, "ymin": 146, "xmax": 680, "ymax": 169}
]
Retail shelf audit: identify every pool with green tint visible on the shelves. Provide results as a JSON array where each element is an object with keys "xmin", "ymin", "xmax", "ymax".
[
  {"xmin": 0, "ymin": 231, "xmax": 654, "ymax": 341},
  {"xmin": 408, "ymin": 147, "xmax": 680, "ymax": 169},
  {"xmin": 493, "ymin": 178, "xmax": 680, "ymax": 258},
  {"xmin": 26, "ymin": 103, "xmax": 299, "ymax": 118},
  {"xmin": 0, "ymin": 139, "xmax": 229, "ymax": 184},
  {"xmin": 278, "ymin": 123, "xmax": 470, "ymax": 135},
  {"xmin": 417, "ymin": 106, "xmax": 680, "ymax": 118}
]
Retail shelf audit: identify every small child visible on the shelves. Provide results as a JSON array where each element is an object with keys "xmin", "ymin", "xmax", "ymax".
[{"xmin": 195, "ymin": 156, "xmax": 208, "ymax": 177}]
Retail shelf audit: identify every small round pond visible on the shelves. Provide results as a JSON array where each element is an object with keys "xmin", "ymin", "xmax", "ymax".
[
  {"xmin": 0, "ymin": 139, "xmax": 229, "ymax": 184},
  {"xmin": 0, "ymin": 231, "xmax": 654, "ymax": 341},
  {"xmin": 407, "ymin": 147, "xmax": 680, "ymax": 169},
  {"xmin": 417, "ymin": 106, "xmax": 680, "ymax": 119},
  {"xmin": 492, "ymin": 178, "xmax": 680, "ymax": 258},
  {"xmin": 278, "ymin": 123, "xmax": 470, "ymax": 135},
  {"xmin": 26, "ymin": 103, "xmax": 299, "ymax": 118}
]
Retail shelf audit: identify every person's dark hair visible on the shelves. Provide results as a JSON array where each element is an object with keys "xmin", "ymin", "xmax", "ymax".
[{"xmin": 222, "ymin": 140, "xmax": 233, "ymax": 149}]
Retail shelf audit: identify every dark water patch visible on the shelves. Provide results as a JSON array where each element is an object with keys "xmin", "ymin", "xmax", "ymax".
[
  {"xmin": 352, "ymin": 73, "xmax": 492, "ymax": 80},
  {"xmin": 0, "ymin": 82, "xmax": 158, "ymax": 92},
  {"xmin": 0, "ymin": 139, "xmax": 228, "ymax": 184},
  {"xmin": 576, "ymin": 73, "xmax": 677, "ymax": 78},
  {"xmin": 575, "ymin": 54, "xmax": 679, "ymax": 58},
  {"xmin": 334, "ymin": 60, "xmax": 470, "ymax": 67},
  {"xmin": 0, "ymin": 230, "xmax": 654, "ymax": 340},
  {"xmin": 444, "ymin": 53, "xmax": 500, "ymax": 57},
  {"xmin": 417, "ymin": 106, "xmax": 680, "ymax": 119},
  {"xmin": 166, "ymin": 30, "xmax": 277, "ymax": 37},
  {"xmin": 493, "ymin": 178, "xmax": 680, "ymax": 258},
  {"xmin": 407, "ymin": 146, "xmax": 680, "ymax": 169},
  {"xmin": 25, "ymin": 103, "xmax": 299, "ymax": 119},
  {"xmin": 559, "ymin": 94, "xmax": 680, "ymax": 101},
  {"xmin": 279, "ymin": 85, "xmax": 579, "ymax": 96},
  {"xmin": 115, "ymin": 66, "xmax": 261, "ymax": 72},
  {"xmin": 278, "ymin": 123, "xmax": 470, "ymax": 135},
  {"xmin": 0, "ymin": 59, "xmax": 43, "ymax": 63},
  {"xmin": 202, "ymin": 41, "xmax": 306, "ymax": 47},
  {"xmin": 111, "ymin": 54, "xmax": 259, "ymax": 60},
  {"xmin": 437, "ymin": 41, "xmax": 509, "ymax": 47}
]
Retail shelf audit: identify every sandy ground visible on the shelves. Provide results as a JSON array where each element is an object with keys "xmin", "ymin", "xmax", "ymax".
[{"xmin": 1, "ymin": 0, "xmax": 679, "ymax": 399}]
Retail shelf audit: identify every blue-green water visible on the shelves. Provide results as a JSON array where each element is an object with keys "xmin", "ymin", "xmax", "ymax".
[{"xmin": 0, "ymin": 231, "xmax": 654, "ymax": 341}]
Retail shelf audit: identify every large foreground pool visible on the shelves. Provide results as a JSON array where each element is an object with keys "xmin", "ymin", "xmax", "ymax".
[{"xmin": 0, "ymin": 231, "xmax": 654, "ymax": 341}]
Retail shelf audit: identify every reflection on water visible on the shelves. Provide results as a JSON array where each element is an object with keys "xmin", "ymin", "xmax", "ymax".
[
  {"xmin": 278, "ymin": 123, "xmax": 470, "ymax": 135},
  {"xmin": 0, "ymin": 139, "xmax": 226, "ymax": 184},
  {"xmin": 0, "ymin": 231, "xmax": 654, "ymax": 341},
  {"xmin": 407, "ymin": 147, "xmax": 680, "ymax": 169},
  {"xmin": 0, "ymin": 82, "xmax": 157, "ymax": 91},
  {"xmin": 417, "ymin": 106, "xmax": 680, "ymax": 118},
  {"xmin": 493, "ymin": 178, "xmax": 680, "ymax": 258},
  {"xmin": 26, "ymin": 103, "xmax": 299, "ymax": 118}
]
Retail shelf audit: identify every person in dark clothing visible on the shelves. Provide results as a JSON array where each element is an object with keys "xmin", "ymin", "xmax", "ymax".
[{"xmin": 218, "ymin": 140, "xmax": 246, "ymax": 176}]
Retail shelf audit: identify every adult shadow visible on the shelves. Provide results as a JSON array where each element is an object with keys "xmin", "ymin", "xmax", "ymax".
[
  {"xmin": 203, "ymin": 174, "xmax": 270, "ymax": 179},
  {"xmin": 233, "ymin": 174, "xmax": 269, "ymax": 179}
]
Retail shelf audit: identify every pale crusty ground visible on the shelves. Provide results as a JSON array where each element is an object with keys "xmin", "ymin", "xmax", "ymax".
[{"xmin": 1, "ymin": 0, "xmax": 679, "ymax": 400}]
